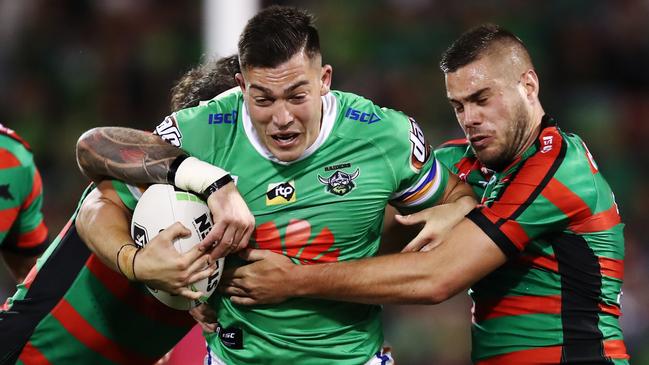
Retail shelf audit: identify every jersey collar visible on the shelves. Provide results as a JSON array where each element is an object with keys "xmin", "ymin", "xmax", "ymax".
[{"xmin": 242, "ymin": 92, "xmax": 338, "ymax": 165}]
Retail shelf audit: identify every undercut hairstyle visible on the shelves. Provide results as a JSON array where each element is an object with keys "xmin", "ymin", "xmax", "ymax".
[
  {"xmin": 170, "ymin": 54, "xmax": 240, "ymax": 111},
  {"xmin": 238, "ymin": 5, "xmax": 320, "ymax": 69},
  {"xmin": 440, "ymin": 24, "xmax": 532, "ymax": 73}
]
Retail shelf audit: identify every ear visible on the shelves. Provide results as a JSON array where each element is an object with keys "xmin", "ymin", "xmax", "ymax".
[
  {"xmin": 320, "ymin": 64, "xmax": 333, "ymax": 96},
  {"xmin": 520, "ymin": 69, "xmax": 539, "ymax": 102},
  {"xmin": 235, "ymin": 72, "xmax": 246, "ymax": 93}
]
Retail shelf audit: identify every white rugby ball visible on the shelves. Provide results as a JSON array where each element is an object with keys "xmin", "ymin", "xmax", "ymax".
[{"xmin": 130, "ymin": 184, "xmax": 224, "ymax": 310}]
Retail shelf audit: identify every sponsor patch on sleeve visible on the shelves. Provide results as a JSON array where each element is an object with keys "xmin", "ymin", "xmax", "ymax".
[
  {"xmin": 408, "ymin": 117, "xmax": 431, "ymax": 173},
  {"xmin": 153, "ymin": 114, "xmax": 183, "ymax": 147}
]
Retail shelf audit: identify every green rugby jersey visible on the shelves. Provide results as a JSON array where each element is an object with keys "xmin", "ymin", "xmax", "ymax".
[
  {"xmin": 118, "ymin": 88, "xmax": 449, "ymax": 364},
  {"xmin": 437, "ymin": 116, "xmax": 628, "ymax": 365},
  {"xmin": 0, "ymin": 124, "xmax": 48, "ymax": 257}
]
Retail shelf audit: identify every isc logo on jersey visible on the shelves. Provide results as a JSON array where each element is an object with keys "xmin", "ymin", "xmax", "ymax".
[{"xmin": 266, "ymin": 181, "xmax": 296, "ymax": 205}]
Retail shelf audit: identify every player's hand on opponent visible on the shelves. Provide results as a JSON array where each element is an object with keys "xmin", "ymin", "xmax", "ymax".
[
  {"xmin": 189, "ymin": 303, "xmax": 218, "ymax": 333},
  {"xmin": 399, "ymin": 197, "xmax": 475, "ymax": 252},
  {"xmin": 200, "ymin": 182, "xmax": 255, "ymax": 262},
  {"xmin": 219, "ymin": 249, "xmax": 294, "ymax": 305},
  {"xmin": 136, "ymin": 222, "xmax": 217, "ymax": 300}
]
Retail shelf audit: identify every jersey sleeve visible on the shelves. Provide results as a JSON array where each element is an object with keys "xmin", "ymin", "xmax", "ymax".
[
  {"xmin": 386, "ymin": 114, "xmax": 449, "ymax": 214},
  {"xmin": 152, "ymin": 89, "xmax": 241, "ymax": 159},
  {"xmin": 0, "ymin": 153, "xmax": 48, "ymax": 256}
]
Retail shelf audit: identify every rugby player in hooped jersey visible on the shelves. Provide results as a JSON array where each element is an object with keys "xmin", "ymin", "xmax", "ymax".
[
  {"xmin": 222, "ymin": 24, "xmax": 630, "ymax": 364},
  {"xmin": 0, "ymin": 125, "xmax": 48, "ymax": 286},
  {"xmin": 74, "ymin": 6, "xmax": 476, "ymax": 365}
]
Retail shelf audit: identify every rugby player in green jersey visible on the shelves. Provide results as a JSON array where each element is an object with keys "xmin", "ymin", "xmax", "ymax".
[
  {"xmin": 0, "ymin": 55, "xmax": 241, "ymax": 365},
  {"xmin": 222, "ymin": 24, "xmax": 630, "ymax": 365},
  {"xmin": 0, "ymin": 125, "xmax": 48, "ymax": 287},
  {"xmin": 74, "ymin": 6, "xmax": 476, "ymax": 365}
]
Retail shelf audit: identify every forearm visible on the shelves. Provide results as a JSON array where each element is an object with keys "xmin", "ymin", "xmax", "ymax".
[
  {"xmin": 75, "ymin": 185, "xmax": 136, "ymax": 274},
  {"xmin": 76, "ymin": 127, "xmax": 185, "ymax": 183},
  {"xmin": 290, "ymin": 219, "xmax": 506, "ymax": 305}
]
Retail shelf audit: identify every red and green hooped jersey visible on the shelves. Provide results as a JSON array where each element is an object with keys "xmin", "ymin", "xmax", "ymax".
[
  {"xmin": 115, "ymin": 88, "xmax": 450, "ymax": 364},
  {"xmin": 436, "ymin": 116, "xmax": 628, "ymax": 365},
  {"xmin": 0, "ymin": 124, "xmax": 48, "ymax": 256},
  {"xmin": 1, "ymin": 185, "xmax": 196, "ymax": 365}
]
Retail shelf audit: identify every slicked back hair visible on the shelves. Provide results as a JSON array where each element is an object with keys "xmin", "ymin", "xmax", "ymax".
[
  {"xmin": 170, "ymin": 54, "xmax": 240, "ymax": 111},
  {"xmin": 238, "ymin": 5, "xmax": 320, "ymax": 70},
  {"xmin": 440, "ymin": 24, "xmax": 531, "ymax": 73}
]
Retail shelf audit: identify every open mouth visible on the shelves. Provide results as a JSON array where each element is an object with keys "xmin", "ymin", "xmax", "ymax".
[{"xmin": 271, "ymin": 133, "xmax": 299, "ymax": 145}]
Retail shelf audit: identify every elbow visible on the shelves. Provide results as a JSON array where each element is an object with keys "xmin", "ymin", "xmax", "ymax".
[
  {"xmin": 76, "ymin": 128, "xmax": 102, "ymax": 181},
  {"xmin": 421, "ymin": 280, "xmax": 460, "ymax": 305}
]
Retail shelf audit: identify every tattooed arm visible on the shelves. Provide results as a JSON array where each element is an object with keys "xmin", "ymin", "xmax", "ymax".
[
  {"xmin": 76, "ymin": 127, "xmax": 184, "ymax": 184},
  {"xmin": 75, "ymin": 126, "xmax": 255, "ymax": 261}
]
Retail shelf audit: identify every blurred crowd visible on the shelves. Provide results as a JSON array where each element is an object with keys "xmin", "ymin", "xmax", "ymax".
[{"xmin": 0, "ymin": 0, "xmax": 647, "ymax": 364}]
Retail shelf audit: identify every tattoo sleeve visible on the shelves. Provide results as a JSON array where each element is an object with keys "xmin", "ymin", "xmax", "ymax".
[{"xmin": 76, "ymin": 127, "xmax": 186, "ymax": 184}]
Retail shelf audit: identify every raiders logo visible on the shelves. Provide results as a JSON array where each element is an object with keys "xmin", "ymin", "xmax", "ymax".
[{"xmin": 318, "ymin": 169, "xmax": 360, "ymax": 196}]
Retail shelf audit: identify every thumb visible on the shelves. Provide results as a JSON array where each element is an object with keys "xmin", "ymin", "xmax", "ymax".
[
  {"xmin": 238, "ymin": 248, "xmax": 269, "ymax": 262},
  {"xmin": 395, "ymin": 211, "xmax": 426, "ymax": 226}
]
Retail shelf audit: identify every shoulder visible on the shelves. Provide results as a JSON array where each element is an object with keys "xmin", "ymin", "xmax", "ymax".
[
  {"xmin": 0, "ymin": 124, "xmax": 35, "ymax": 168},
  {"xmin": 331, "ymin": 90, "xmax": 417, "ymax": 144},
  {"xmin": 154, "ymin": 89, "xmax": 243, "ymax": 148}
]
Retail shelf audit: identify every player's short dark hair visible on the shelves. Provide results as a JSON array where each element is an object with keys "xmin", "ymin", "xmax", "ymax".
[
  {"xmin": 238, "ymin": 5, "xmax": 320, "ymax": 69},
  {"xmin": 170, "ymin": 54, "xmax": 240, "ymax": 111},
  {"xmin": 440, "ymin": 24, "xmax": 530, "ymax": 73}
]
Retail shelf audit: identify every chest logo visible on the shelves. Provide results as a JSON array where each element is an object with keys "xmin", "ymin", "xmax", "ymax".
[
  {"xmin": 266, "ymin": 181, "xmax": 296, "ymax": 205},
  {"xmin": 318, "ymin": 169, "xmax": 360, "ymax": 196}
]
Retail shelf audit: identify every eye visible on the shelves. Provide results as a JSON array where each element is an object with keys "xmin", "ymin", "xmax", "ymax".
[
  {"xmin": 290, "ymin": 93, "xmax": 307, "ymax": 103},
  {"xmin": 477, "ymin": 97, "xmax": 488, "ymax": 106},
  {"xmin": 253, "ymin": 97, "xmax": 273, "ymax": 106},
  {"xmin": 451, "ymin": 103, "xmax": 464, "ymax": 113}
]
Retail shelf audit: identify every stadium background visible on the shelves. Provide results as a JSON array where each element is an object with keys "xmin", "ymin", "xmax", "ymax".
[{"xmin": 0, "ymin": 0, "xmax": 647, "ymax": 364}]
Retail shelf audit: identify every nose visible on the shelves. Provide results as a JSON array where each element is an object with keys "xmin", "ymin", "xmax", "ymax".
[
  {"xmin": 271, "ymin": 101, "xmax": 293, "ymax": 128},
  {"xmin": 461, "ymin": 104, "xmax": 482, "ymax": 129}
]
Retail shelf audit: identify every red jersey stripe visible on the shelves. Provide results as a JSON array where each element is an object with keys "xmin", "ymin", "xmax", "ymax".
[
  {"xmin": 85, "ymin": 255, "xmax": 195, "ymax": 328},
  {"xmin": 487, "ymin": 127, "xmax": 564, "ymax": 220},
  {"xmin": 476, "ymin": 340, "xmax": 628, "ymax": 364},
  {"xmin": 0, "ymin": 148, "xmax": 21, "ymax": 168},
  {"xmin": 476, "ymin": 345, "xmax": 561, "ymax": 364},
  {"xmin": 599, "ymin": 256, "xmax": 624, "ymax": 280},
  {"xmin": 17, "ymin": 221, "xmax": 48, "ymax": 249},
  {"xmin": 497, "ymin": 220, "xmax": 530, "ymax": 251},
  {"xmin": 517, "ymin": 253, "xmax": 559, "ymax": 273},
  {"xmin": 18, "ymin": 342, "xmax": 53, "ymax": 365},
  {"xmin": 22, "ymin": 169, "xmax": 43, "ymax": 209},
  {"xmin": 473, "ymin": 295, "xmax": 561, "ymax": 322},
  {"xmin": 599, "ymin": 302, "xmax": 622, "ymax": 317},
  {"xmin": 0, "ymin": 206, "xmax": 20, "ymax": 230},
  {"xmin": 604, "ymin": 339, "xmax": 630, "ymax": 359},
  {"xmin": 51, "ymin": 299, "xmax": 156, "ymax": 365},
  {"xmin": 570, "ymin": 205, "xmax": 621, "ymax": 234},
  {"xmin": 542, "ymin": 178, "xmax": 591, "ymax": 223}
]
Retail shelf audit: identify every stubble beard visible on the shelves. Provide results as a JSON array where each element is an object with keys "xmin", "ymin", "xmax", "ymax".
[{"xmin": 478, "ymin": 103, "xmax": 531, "ymax": 172}]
